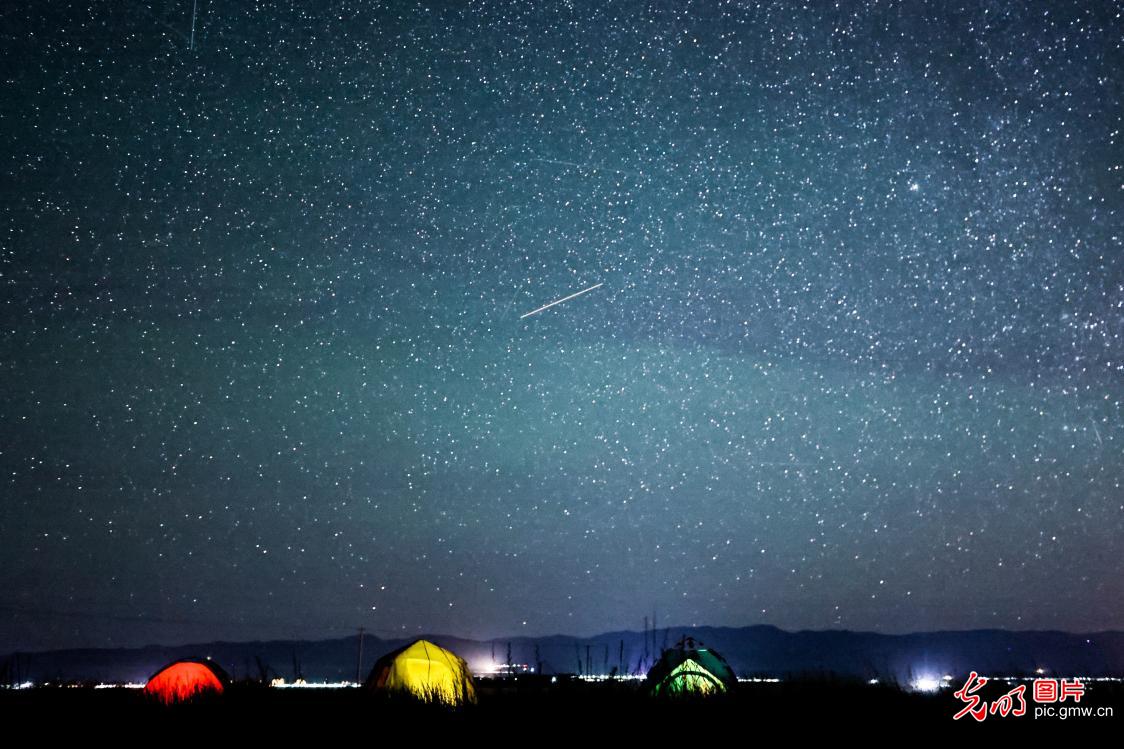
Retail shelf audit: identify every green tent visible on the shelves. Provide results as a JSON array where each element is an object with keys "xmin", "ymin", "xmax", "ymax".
[{"xmin": 647, "ymin": 637, "xmax": 737, "ymax": 696}]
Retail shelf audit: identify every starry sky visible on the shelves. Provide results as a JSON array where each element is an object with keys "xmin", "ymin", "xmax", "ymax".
[{"xmin": 2, "ymin": 0, "xmax": 1122, "ymax": 652}]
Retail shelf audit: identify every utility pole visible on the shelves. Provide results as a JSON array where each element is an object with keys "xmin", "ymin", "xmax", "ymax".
[
  {"xmin": 643, "ymin": 616, "xmax": 649, "ymax": 668},
  {"xmin": 356, "ymin": 627, "xmax": 365, "ymax": 684}
]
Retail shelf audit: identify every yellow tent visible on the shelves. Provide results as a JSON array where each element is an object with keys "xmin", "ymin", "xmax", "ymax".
[{"xmin": 365, "ymin": 639, "xmax": 477, "ymax": 705}]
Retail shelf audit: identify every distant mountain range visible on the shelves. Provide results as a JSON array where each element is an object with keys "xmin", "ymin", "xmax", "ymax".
[{"xmin": 6, "ymin": 625, "xmax": 1124, "ymax": 685}]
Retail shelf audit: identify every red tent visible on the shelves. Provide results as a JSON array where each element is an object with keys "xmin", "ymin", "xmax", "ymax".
[{"xmin": 144, "ymin": 659, "xmax": 228, "ymax": 704}]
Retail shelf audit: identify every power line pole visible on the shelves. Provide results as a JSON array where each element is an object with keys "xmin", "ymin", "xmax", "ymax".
[{"xmin": 355, "ymin": 627, "xmax": 365, "ymax": 684}]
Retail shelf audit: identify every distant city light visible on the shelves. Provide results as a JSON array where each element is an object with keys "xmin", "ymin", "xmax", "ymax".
[
  {"xmin": 270, "ymin": 680, "xmax": 358, "ymax": 689},
  {"xmin": 912, "ymin": 676, "xmax": 943, "ymax": 693}
]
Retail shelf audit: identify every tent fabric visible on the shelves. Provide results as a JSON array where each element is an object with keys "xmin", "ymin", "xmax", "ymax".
[
  {"xmin": 647, "ymin": 639, "xmax": 737, "ymax": 696},
  {"xmin": 660, "ymin": 658, "xmax": 725, "ymax": 695},
  {"xmin": 365, "ymin": 639, "xmax": 476, "ymax": 705},
  {"xmin": 144, "ymin": 659, "xmax": 228, "ymax": 704}
]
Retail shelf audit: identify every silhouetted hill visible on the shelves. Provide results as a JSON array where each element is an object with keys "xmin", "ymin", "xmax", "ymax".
[{"xmin": 6, "ymin": 625, "xmax": 1123, "ymax": 684}]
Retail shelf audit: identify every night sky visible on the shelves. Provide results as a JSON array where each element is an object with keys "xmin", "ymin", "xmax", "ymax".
[{"xmin": 2, "ymin": 0, "xmax": 1122, "ymax": 653}]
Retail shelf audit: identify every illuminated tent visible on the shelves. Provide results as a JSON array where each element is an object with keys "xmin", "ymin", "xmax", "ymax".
[
  {"xmin": 144, "ymin": 659, "xmax": 229, "ymax": 704},
  {"xmin": 647, "ymin": 637, "xmax": 737, "ymax": 697},
  {"xmin": 365, "ymin": 639, "xmax": 476, "ymax": 705}
]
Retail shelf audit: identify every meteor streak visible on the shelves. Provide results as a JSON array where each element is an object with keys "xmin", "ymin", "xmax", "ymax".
[{"xmin": 519, "ymin": 282, "xmax": 604, "ymax": 319}]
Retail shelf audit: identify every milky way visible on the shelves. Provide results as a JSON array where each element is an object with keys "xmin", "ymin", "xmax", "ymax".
[{"xmin": 1, "ymin": 0, "xmax": 1121, "ymax": 651}]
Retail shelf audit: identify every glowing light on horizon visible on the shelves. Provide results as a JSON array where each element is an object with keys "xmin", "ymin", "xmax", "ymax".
[
  {"xmin": 912, "ymin": 676, "xmax": 943, "ymax": 692},
  {"xmin": 270, "ymin": 680, "xmax": 358, "ymax": 688}
]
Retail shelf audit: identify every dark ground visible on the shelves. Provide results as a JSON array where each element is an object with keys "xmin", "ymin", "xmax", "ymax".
[{"xmin": 2, "ymin": 676, "xmax": 1119, "ymax": 735}]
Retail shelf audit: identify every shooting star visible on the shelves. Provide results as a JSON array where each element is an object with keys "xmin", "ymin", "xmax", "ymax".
[{"xmin": 520, "ymin": 282, "xmax": 604, "ymax": 319}]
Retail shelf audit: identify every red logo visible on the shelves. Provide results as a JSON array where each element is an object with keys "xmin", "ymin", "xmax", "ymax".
[{"xmin": 953, "ymin": 673, "xmax": 1085, "ymax": 721}]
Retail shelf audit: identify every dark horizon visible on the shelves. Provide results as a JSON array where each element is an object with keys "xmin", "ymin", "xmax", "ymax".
[
  {"xmin": 6, "ymin": 609, "xmax": 1124, "ymax": 657},
  {"xmin": 13, "ymin": 620, "xmax": 1124, "ymax": 656},
  {"xmin": 10, "ymin": 623, "xmax": 1124, "ymax": 689},
  {"xmin": 2, "ymin": 0, "xmax": 1121, "ymax": 655}
]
